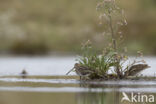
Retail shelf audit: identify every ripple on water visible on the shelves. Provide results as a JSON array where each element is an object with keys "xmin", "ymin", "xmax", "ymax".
[
  {"xmin": 0, "ymin": 77, "xmax": 156, "ymax": 86},
  {"xmin": 0, "ymin": 77, "xmax": 156, "ymax": 93},
  {"xmin": 0, "ymin": 86, "xmax": 156, "ymax": 93}
]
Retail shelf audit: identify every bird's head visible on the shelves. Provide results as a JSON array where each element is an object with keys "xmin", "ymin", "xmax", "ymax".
[
  {"xmin": 74, "ymin": 63, "xmax": 81, "ymax": 68},
  {"xmin": 66, "ymin": 63, "xmax": 83, "ymax": 75},
  {"xmin": 140, "ymin": 64, "xmax": 151, "ymax": 69}
]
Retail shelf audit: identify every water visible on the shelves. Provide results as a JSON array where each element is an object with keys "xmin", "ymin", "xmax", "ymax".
[
  {"xmin": 0, "ymin": 56, "xmax": 75, "ymax": 76},
  {"xmin": 0, "ymin": 56, "xmax": 155, "ymax": 76},
  {"xmin": 0, "ymin": 56, "xmax": 156, "ymax": 104}
]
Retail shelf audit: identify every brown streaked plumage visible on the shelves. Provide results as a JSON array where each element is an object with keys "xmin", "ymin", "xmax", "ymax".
[
  {"xmin": 74, "ymin": 63, "xmax": 93, "ymax": 77},
  {"xmin": 66, "ymin": 63, "xmax": 93, "ymax": 79},
  {"xmin": 124, "ymin": 64, "xmax": 150, "ymax": 77}
]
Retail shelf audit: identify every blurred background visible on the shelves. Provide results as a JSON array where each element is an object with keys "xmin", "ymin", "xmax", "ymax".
[
  {"xmin": 0, "ymin": 1, "xmax": 156, "ymax": 104},
  {"xmin": 0, "ymin": 0, "xmax": 156, "ymax": 55}
]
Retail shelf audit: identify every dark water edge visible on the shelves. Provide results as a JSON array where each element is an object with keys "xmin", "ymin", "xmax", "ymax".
[{"xmin": 0, "ymin": 76, "xmax": 156, "ymax": 104}]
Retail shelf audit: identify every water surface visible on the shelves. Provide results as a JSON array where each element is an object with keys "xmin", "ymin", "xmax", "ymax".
[
  {"xmin": 0, "ymin": 56, "xmax": 155, "ymax": 76},
  {"xmin": 0, "ymin": 56, "xmax": 156, "ymax": 104}
]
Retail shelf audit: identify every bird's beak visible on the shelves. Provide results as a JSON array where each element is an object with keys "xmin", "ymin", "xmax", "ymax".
[
  {"xmin": 147, "ymin": 65, "xmax": 151, "ymax": 68},
  {"xmin": 66, "ymin": 68, "xmax": 75, "ymax": 75}
]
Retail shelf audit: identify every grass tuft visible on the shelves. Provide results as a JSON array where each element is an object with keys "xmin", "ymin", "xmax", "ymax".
[{"xmin": 67, "ymin": 0, "xmax": 150, "ymax": 80}]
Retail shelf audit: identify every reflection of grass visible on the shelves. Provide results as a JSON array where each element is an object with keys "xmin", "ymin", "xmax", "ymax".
[{"xmin": 77, "ymin": 91, "xmax": 115, "ymax": 104}]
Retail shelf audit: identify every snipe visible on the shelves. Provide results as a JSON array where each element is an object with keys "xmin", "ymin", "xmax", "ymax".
[
  {"xmin": 124, "ymin": 64, "xmax": 150, "ymax": 77},
  {"xmin": 66, "ymin": 63, "xmax": 93, "ymax": 79}
]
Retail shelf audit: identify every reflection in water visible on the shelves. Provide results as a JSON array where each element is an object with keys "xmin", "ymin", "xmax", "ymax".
[
  {"xmin": 76, "ymin": 91, "xmax": 121, "ymax": 104},
  {"xmin": 0, "ymin": 76, "xmax": 156, "ymax": 104},
  {"xmin": 0, "ymin": 56, "xmax": 155, "ymax": 104},
  {"xmin": 76, "ymin": 89, "xmax": 156, "ymax": 104},
  {"xmin": 76, "ymin": 82, "xmax": 156, "ymax": 104},
  {"xmin": 76, "ymin": 82, "xmax": 121, "ymax": 104}
]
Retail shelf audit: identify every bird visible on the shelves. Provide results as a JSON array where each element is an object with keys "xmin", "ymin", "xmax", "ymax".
[
  {"xmin": 124, "ymin": 64, "xmax": 150, "ymax": 77},
  {"xmin": 20, "ymin": 69, "xmax": 28, "ymax": 78},
  {"xmin": 66, "ymin": 63, "xmax": 93, "ymax": 79}
]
